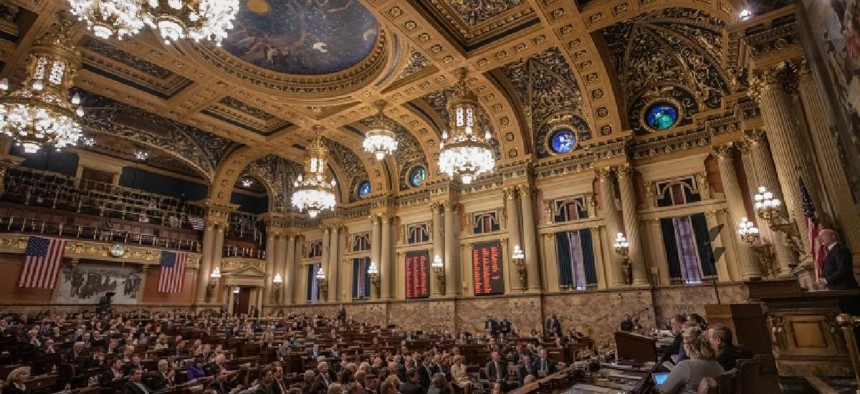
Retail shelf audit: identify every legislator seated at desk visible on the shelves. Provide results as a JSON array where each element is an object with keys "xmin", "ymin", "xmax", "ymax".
[{"xmin": 657, "ymin": 327, "xmax": 723, "ymax": 394}]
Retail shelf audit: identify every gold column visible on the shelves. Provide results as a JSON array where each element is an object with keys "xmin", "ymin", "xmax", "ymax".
[
  {"xmin": 504, "ymin": 187, "xmax": 523, "ymax": 291},
  {"xmin": 284, "ymin": 234, "xmax": 296, "ymax": 305},
  {"xmin": 195, "ymin": 224, "xmax": 216, "ymax": 305},
  {"xmin": 328, "ymin": 225, "xmax": 340, "ymax": 302},
  {"xmin": 444, "ymin": 203, "xmax": 460, "ymax": 296},
  {"xmin": 213, "ymin": 224, "xmax": 225, "ymax": 274},
  {"xmin": 712, "ymin": 145, "xmax": 761, "ymax": 279},
  {"xmin": 431, "ymin": 203, "xmax": 444, "ymax": 297},
  {"xmin": 797, "ymin": 62, "xmax": 860, "ymax": 251},
  {"xmin": 590, "ymin": 226, "xmax": 608, "ymax": 289},
  {"xmin": 370, "ymin": 216, "xmax": 381, "ymax": 299},
  {"xmin": 381, "ymin": 215, "xmax": 392, "ymax": 299},
  {"xmin": 320, "ymin": 226, "xmax": 330, "ymax": 302},
  {"xmin": 517, "ymin": 185, "xmax": 541, "ymax": 291},
  {"xmin": 615, "ymin": 165, "xmax": 648, "ymax": 286},
  {"xmin": 596, "ymin": 167, "xmax": 624, "ymax": 287},
  {"xmin": 742, "ymin": 131, "xmax": 796, "ymax": 274},
  {"xmin": 752, "ymin": 64, "xmax": 824, "ymax": 257},
  {"xmin": 264, "ymin": 231, "xmax": 277, "ymax": 305}
]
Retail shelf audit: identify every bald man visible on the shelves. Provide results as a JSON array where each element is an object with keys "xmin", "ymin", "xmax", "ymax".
[{"xmin": 818, "ymin": 229, "xmax": 859, "ymax": 290}]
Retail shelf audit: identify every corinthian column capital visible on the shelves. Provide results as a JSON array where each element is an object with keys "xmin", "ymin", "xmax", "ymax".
[{"xmin": 711, "ymin": 144, "xmax": 734, "ymax": 161}]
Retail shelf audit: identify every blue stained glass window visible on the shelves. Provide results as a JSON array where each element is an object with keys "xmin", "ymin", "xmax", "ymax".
[
  {"xmin": 357, "ymin": 181, "xmax": 371, "ymax": 197},
  {"xmin": 409, "ymin": 166, "xmax": 427, "ymax": 187},
  {"xmin": 549, "ymin": 128, "xmax": 576, "ymax": 154},
  {"xmin": 646, "ymin": 103, "xmax": 678, "ymax": 130}
]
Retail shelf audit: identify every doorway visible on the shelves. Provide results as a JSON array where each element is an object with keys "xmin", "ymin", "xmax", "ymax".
[{"xmin": 233, "ymin": 287, "xmax": 251, "ymax": 315}]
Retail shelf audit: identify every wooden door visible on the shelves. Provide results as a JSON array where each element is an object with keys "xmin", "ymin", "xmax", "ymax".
[{"xmin": 235, "ymin": 287, "xmax": 251, "ymax": 315}]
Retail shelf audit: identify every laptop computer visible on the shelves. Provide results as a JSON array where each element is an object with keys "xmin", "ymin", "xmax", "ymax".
[{"xmin": 652, "ymin": 372, "xmax": 669, "ymax": 385}]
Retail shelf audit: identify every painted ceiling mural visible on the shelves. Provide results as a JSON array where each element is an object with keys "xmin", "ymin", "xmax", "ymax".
[
  {"xmin": 222, "ymin": 0, "xmax": 379, "ymax": 75},
  {"xmin": 602, "ymin": 8, "xmax": 730, "ymax": 135}
]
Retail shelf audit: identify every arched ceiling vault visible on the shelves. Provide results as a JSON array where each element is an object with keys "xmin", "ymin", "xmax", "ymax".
[{"xmin": 0, "ymin": 0, "xmax": 753, "ymax": 208}]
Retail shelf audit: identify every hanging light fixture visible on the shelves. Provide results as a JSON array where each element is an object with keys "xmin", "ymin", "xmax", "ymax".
[
  {"xmin": 291, "ymin": 134, "xmax": 337, "ymax": 218},
  {"xmin": 142, "ymin": 0, "xmax": 240, "ymax": 46},
  {"xmin": 438, "ymin": 68, "xmax": 495, "ymax": 184},
  {"xmin": 0, "ymin": 14, "xmax": 84, "ymax": 153},
  {"xmin": 240, "ymin": 177, "xmax": 253, "ymax": 188},
  {"xmin": 362, "ymin": 101, "xmax": 398, "ymax": 161},
  {"xmin": 67, "ymin": 0, "xmax": 145, "ymax": 40}
]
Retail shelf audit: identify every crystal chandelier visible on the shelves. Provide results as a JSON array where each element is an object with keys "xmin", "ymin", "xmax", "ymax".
[
  {"xmin": 438, "ymin": 69, "xmax": 495, "ymax": 184},
  {"xmin": 0, "ymin": 15, "xmax": 84, "ymax": 153},
  {"xmin": 143, "ymin": 0, "xmax": 240, "ymax": 45},
  {"xmin": 67, "ymin": 0, "xmax": 145, "ymax": 40},
  {"xmin": 291, "ymin": 134, "xmax": 337, "ymax": 218},
  {"xmin": 362, "ymin": 101, "xmax": 398, "ymax": 161}
]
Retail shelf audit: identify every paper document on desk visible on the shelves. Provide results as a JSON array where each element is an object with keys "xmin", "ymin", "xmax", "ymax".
[{"xmin": 568, "ymin": 384, "xmax": 616, "ymax": 394}]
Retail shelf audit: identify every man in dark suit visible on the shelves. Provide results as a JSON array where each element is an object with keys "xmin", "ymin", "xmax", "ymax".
[
  {"xmin": 399, "ymin": 368, "xmax": 424, "ymax": 394},
  {"xmin": 499, "ymin": 317, "xmax": 512, "ymax": 338},
  {"xmin": 534, "ymin": 349, "xmax": 556, "ymax": 377},
  {"xmin": 818, "ymin": 229, "xmax": 859, "ymax": 290},
  {"xmin": 272, "ymin": 365, "xmax": 289, "ymax": 394},
  {"xmin": 65, "ymin": 342, "xmax": 86, "ymax": 365},
  {"xmin": 485, "ymin": 351, "xmax": 508, "ymax": 389},
  {"xmin": 518, "ymin": 354, "xmax": 535, "ymax": 387},
  {"xmin": 147, "ymin": 359, "xmax": 174, "ymax": 391},
  {"xmin": 124, "ymin": 366, "xmax": 151, "ymax": 394},
  {"xmin": 659, "ymin": 315, "xmax": 686, "ymax": 358},
  {"xmin": 545, "ymin": 314, "xmax": 561, "ymax": 337},
  {"xmin": 484, "ymin": 316, "xmax": 498, "ymax": 338}
]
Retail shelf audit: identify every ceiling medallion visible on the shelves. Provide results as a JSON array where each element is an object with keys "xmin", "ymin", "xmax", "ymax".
[
  {"xmin": 67, "ymin": 0, "xmax": 145, "ymax": 40},
  {"xmin": 143, "ymin": 0, "xmax": 240, "ymax": 45},
  {"xmin": 0, "ymin": 14, "xmax": 85, "ymax": 153},
  {"xmin": 362, "ymin": 101, "xmax": 398, "ymax": 161},
  {"xmin": 438, "ymin": 69, "xmax": 495, "ymax": 185},
  {"xmin": 291, "ymin": 133, "xmax": 337, "ymax": 218}
]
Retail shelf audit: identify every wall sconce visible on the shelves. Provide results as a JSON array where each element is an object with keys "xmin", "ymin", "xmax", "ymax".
[
  {"xmin": 738, "ymin": 217, "xmax": 778, "ymax": 278},
  {"xmin": 206, "ymin": 267, "xmax": 221, "ymax": 303},
  {"xmin": 512, "ymin": 245, "xmax": 527, "ymax": 290},
  {"xmin": 432, "ymin": 255, "xmax": 446, "ymax": 295},
  {"xmin": 614, "ymin": 233, "xmax": 632, "ymax": 285},
  {"xmin": 753, "ymin": 186, "xmax": 802, "ymax": 265},
  {"xmin": 272, "ymin": 273, "xmax": 283, "ymax": 304},
  {"xmin": 315, "ymin": 269, "xmax": 328, "ymax": 301},
  {"xmin": 368, "ymin": 261, "xmax": 380, "ymax": 298}
]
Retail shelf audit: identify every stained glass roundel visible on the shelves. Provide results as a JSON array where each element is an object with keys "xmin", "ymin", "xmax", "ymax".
[
  {"xmin": 645, "ymin": 103, "xmax": 679, "ymax": 130},
  {"xmin": 409, "ymin": 166, "xmax": 427, "ymax": 187},
  {"xmin": 549, "ymin": 128, "xmax": 576, "ymax": 154},
  {"xmin": 357, "ymin": 180, "xmax": 371, "ymax": 197}
]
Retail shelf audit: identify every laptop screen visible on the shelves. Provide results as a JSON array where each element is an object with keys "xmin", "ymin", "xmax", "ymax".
[{"xmin": 652, "ymin": 372, "xmax": 669, "ymax": 385}]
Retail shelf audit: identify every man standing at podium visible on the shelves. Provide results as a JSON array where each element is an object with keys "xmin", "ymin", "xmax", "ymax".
[{"xmin": 817, "ymin": 229, "xmax": 859, "ymax": 291}]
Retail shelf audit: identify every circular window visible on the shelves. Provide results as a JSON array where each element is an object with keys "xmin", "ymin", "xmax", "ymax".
[
  {"xmin": 549, "ymin": 128, "xmax": 577, "ymax": 154},
  {"xmin": 409, "ymin": 166, "xmax": 427, "ymax": 187},
  {"xmin": 357, "ymin": 180, "xmax": 371, "ymax": 197},
  {"xmin": 645, "ymin": 103, "xmax": 679, "ymax": 130}
]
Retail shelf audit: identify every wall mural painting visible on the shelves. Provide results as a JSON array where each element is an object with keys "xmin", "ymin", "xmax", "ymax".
[
  {"xmin": 222, "ymin": 0, "xmax": 379, "ymax": 75},
  {"xmin": 56, "ymin": 264, "xmax": 141, "ymax": 305},
  {"xmin": 799, "ymin": 0, "xmax": 860, "ymax": 201}
]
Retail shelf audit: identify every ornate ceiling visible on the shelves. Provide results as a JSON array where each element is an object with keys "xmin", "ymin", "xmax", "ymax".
[{"xmin": 0, "ymin": 0, "xmax": 772, "ymax": 210}]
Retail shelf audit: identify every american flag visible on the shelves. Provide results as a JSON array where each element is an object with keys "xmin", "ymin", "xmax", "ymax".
[
  {"xmin": 800, "ymin": 179, "xmax": 825, "ymax": 280},
  {"xmin": 188, "ymin": 216, "xmax": 205, "ymax": 231},
  {"xmin": 157, "ymin": 251, "xmax": 187, "ymax": 293},
  {"xmin": 18, "ymin": 236, "xmax": 66, "ymax": 288}
]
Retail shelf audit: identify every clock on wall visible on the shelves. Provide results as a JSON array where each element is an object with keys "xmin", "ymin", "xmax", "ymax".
[{"xmin": 109, "ymin": 244, "xmax": 125, "ymax": 257}]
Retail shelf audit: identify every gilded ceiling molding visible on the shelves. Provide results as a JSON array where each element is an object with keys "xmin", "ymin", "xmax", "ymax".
[
  {"xmin": 524, "ymin": 0, "xmax": 623, "ymax": 140},
  {"xmin": 580, "ymin": 0, "xmax": 737, "ymax": 33}
]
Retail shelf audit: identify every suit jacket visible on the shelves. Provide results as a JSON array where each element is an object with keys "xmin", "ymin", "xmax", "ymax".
[
  {"xmin": 124, "ymin": 381, "xmax": 151, "ymax": 394},
  {"xmin": 1, "ymin": 385, "xmax": 26, "ymax": 394},
  {"xmin": 271, "ymin": 378, "xmax": 289, "ymax": 394},
  {"xmin": 534, "ymin": 358, "xmax": 556, "ymax": 375},
  {"xmin": 208, "ymin": 380, "xmax": 232, "ymax": 394},
  {"xmin": 545, "ymin": 319, "xmax": 561, "ymax": 335},
  {"xmin": 484, "ymin": 320, "xmax": 498, "ymax": 335},
  {"xmin": 255, "ymin": 383, "xmax": 274, "ymax": 394},
  {"xmin": 518, "ymin": 363, "xmax": 536, "ymax": 386},
  {"xmin": 499, "ymin": 320, "xmax": 511, "ymax": 335},
  {"xmin": 418, "ymin": 365, "xmax": 433, "ymax": 389},
  {"xmin": 485, "ymin": 360, "xmax": 508, "ymax": 382},
  {"xmin": 823, "ymin": 243, "xmax": 860, "ymax": 290},
  {"xmin": 147, "ymin": 371, "xmax": 171, "ymax": 391},
  {"xmin": 660, "ymin": 332, "xmax": 683, "ymax": 357}
]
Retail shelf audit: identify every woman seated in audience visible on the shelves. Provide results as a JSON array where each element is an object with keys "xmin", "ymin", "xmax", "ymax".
[
  {"xmin": 2, "ymin": 367, "xmax": 30, "ymax": 394},
  {"xmin": 490, "ymin": 381, "xmax": 504, "ymax": 394},
  {"xmin": 449, "ymin": 355, "xmax": 473, "ymax": 394},
  {"xmin": 658, "ymin": 327, "xmax": 723, "ymax": 394}
]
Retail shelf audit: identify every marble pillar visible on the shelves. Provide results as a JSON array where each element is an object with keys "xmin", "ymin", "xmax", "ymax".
[
  {"xmin": 320, "ymin": 227, "xmax": 330, "ymax": 301},
  {"xmin": 596, "ymin": 168, "xmax": 624, "ymax": 287},
  {"xmin": 370, "ymin": 216, "xmax": 381, "ymax": 299},
  {"xmin": 444, "ymin": 203, "xmax": 460, "ymax": 296},
  {"xmin": 518, "ymin": 185, "xmax": 541, "ymax": 291},
  {"xmin": 264, "ymin": 232, "xmax": 276, "ymax": 305},
  {"xmin": 712, "ymin": 145, "xmax": 761, "ymax": 279},
  {"xmin": 195, "ymin": 224, "xmax": 216, "ymax": 304},
  {"xmin": 504, "ymin": 188, "xmax": 523, "ymax": 291},
  {"xmin": 381, "ymin": 215, "xmax": 392, "ymax": 299},
  {"xmin": 328, "ymin": 226, "xmax": 340, "ymax": 302},
  {"xmin": 616, "ymin": 165, "xmax": 648, "ymax": 286},
  {"xmin": 284, "ymin": 235, "xmax": 296, "ymax": 305},
  {"xmin": 797, "ymin": 63, "xmax": 860, "ymax": 251},
  {"xmin": 431, "ymin": 203, "xmax": 444, "ymax": 297}
]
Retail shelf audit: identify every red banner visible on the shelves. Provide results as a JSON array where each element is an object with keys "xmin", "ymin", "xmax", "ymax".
[
  {"xmin": 473, "ymin": 241, "xmax": 504, "ymax": 295},
  {"xmin": 405, "ymin": 250, "xmax": 430, "ymax": 299}
]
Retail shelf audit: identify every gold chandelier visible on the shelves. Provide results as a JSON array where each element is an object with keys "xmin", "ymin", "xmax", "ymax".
[
  {"xmin": 67, "ymin": 0, "xmax": 145, "ymax": 40},
  {"xmin": 363, "ymin": 101, "xmax": 398, "ymax": 161},
  {"xmin": 0, "ymin": 14, "xmax": 84, "ymax": 153},
  {"xmin": 143, "ymin": 0, "xmax": 240, "ymax": 45},
  {"xmin": 292, "ymin": 134, "xmax": 337, "ymax": 218},
  {"xmin": 438, "ymin": 69, "xmax": 495, "ymax": 184}
]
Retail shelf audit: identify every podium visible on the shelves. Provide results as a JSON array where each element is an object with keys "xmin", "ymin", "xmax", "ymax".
[{"xmin": 704, "ymin": 303, "xmax": 771, "ymax": 356}]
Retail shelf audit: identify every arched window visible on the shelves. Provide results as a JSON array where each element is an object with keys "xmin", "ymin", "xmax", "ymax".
[
  {"xmin": 357, "ymin": 180, "xmax": 371, "ymax": 197},
  {"xmin": 549, "ymin": 128, "xmax": 577, "ymax": 154},
  {"xmin": 645, "ymin": 103, "xmax": 679, "ymax": 130},
  {"xmin": 408, "ymin": 166, "xmax": 427, "ymax": 187}
]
